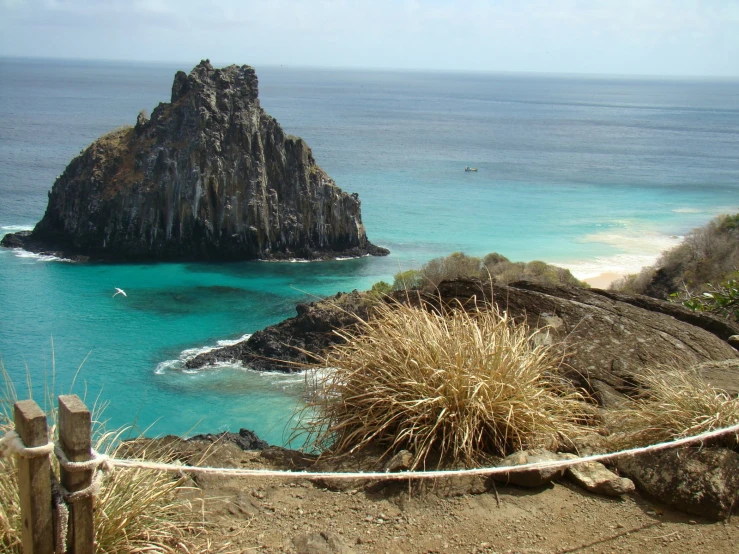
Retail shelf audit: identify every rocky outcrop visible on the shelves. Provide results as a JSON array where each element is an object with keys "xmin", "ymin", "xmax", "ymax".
[
  {"xmin": 186, "ymin": 290, "xmax": 378, "ymax": 371},
  {"xmin": 188, "ymin": 428, "xmax": 269, "ymax": 451},
  {"xmin": 618, "ymin": 447, "xmax": 739, "ymax": 520},
  {"xmin": 189, "ymin": 279, "xmax": 739, "ymax": 406},
  {"xmin": 426, "ymin": 279, "xmax": 739, "ymax": 406},
  {"xmin": 1, "ymin": 60, "xmax": 388, "ymax": 261}
]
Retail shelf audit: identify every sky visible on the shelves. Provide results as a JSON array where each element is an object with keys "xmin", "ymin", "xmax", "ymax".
[{"xmin": 1, "ymin": 0, "xmax": 738, "ymax": 77}]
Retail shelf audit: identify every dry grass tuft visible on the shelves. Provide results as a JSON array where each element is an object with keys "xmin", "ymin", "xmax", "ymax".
[
  {"xmin": 606, "ymin": 366, "xmax": 739, "ymax": 449},
  {"xmin": 0, "ymin": 418, "xmax": 22, "ymax": 552},
  {"xmin": 0, "ymin": 419, "xmax": 203, "ymax": 553},
  {"xmin": 300, "ymin": 300, "xmax": 598, "ymax": 469},
  {"xmin": 94, "ymin": 433, "xmax": 204, "ymax": 553},
  {"xmin": 0, "ymin": 362, "xmax": 204, "ymax": 553}
]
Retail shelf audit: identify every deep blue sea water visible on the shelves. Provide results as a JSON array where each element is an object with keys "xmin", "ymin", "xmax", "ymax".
[{"xmin": 1, "ymin": 58, "xmax": 738, "ymax": 443}]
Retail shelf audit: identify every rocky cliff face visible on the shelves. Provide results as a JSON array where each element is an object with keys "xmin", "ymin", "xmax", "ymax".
[
  {"xmin": 186, "ymin": 279, "xmax": 739, "ymax": 404},
  {"xmin": 2, "ymin": 60, "xmax": 388, "ymax": 261}
]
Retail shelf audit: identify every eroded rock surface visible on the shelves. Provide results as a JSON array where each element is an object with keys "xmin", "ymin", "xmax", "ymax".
[
  {"xmin": 618, "ymin": 447, "xmax": 739, "ymax": 520},
  {"xmin": 190, "ymin": 279, "xmax": 739, "ymax": 406},
  {"xmin": 429, "ymin": 279, "xmax": 739, "ymax": 405},
  {"xmin": 1, "ymin": 60, "xmax": 388, "ymax": 262},
  {"xmin": 186, "ymin": 290, "xmax": 377, "ymax": 371}
]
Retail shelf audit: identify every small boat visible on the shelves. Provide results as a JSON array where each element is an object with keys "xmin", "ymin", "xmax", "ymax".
[{"xmin": 464, "ymin": 166, "xmax": 478, "ymax": 172}]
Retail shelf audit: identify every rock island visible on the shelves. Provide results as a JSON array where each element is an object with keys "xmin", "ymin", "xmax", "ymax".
[{"xmin": 1, "ymin": 60, "xmax": 388, "ymax": 261}]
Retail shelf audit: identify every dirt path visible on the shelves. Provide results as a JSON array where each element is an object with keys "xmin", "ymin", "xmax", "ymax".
[{"xmin": 162, "ymin": 441, "xmax": 738, "ymax": 553}]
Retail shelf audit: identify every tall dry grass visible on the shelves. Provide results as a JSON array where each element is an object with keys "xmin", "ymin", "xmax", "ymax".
[
  {"xmin": 300, "ymin": 300, "xmax": 598, "ymax": 469},
  {"xmin": 606, "ymin": 365, "xmax": 739, "ymax": 449},
  {"xmin": 0, "ymin": 361, "xmax": 204, "ymax": 553}
]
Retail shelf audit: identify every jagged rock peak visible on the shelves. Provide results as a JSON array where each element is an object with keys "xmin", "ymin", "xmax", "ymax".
[
  {"xmin": 170, "ymin": 60, "xmax": 259, "ymax": 105},
  {"xmin": 2, "ymin": 61, "xmax": 389, "ymax": 262}
]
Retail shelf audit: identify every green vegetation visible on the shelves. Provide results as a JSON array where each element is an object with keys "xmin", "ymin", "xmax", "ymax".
[
  {"xmin": 670, "ymin": 276, "xmax": 739, "ymax": 322},
  {"xmin": 387, "ymin": 251, "xmax": 585, "ymax": 292},
  {"xmin": 369, "ymin": 280, "xmax": 393, "ymax": 297},
  {"xmin": 606, "ymin": 365, "xmax": 739, "ymax": 449},
  {"xmin": 613, "ymin": 213, "xmax": 739, "ymax": 299},
  {"xmin": 300, "ymin": 301, "xmax": 598, "ymax": 469}
]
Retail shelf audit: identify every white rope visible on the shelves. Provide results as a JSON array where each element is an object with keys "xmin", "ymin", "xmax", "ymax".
[
  {"xmin": 0, "ymin": 430, "xmax": 54, "ymax": 459},
  {"xmin": 60, "ymin": 471, "xmax": 107, "ymax": 503},
  {"xmin": 108, "ymin": 421, "xmax": 739, "ymax": 481},
  {"xmin": 53, "ymin": 443, "xmax": 113, "ymax": 502},
  {"xmin": 54, "ymin": 443, "xmax": 113, "ymax": 473}
]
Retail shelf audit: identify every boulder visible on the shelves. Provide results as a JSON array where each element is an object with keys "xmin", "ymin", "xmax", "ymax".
[
  {"xmin": 566, "ymin": 461, "xmax": 635, "ymax": 497},
  {"xmin": 617, "ymin": 447, "xmax": 739, "ymax": 520},
  {"xmin": 492, "ymin": 449, "xmax": 568, "ymax": 488}
]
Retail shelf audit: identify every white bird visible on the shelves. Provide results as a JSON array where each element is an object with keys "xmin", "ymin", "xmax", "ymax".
[{"xmin": 112, "ymin": 288, "xmax": 127, "ymax": 298}]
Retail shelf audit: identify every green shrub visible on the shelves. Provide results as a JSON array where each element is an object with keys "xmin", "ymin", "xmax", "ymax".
[
  {"xmin": 392, "ymin": 269, "xmax": 424, "ymax": 291},
  {"xmin": 670, "ymin": 275, "xmax": 739, "ymax": 322},
  {"xmin": 369, "ymin": 280, "xmax": 393, "ymax": 297},
  {"xmin": 613, "ymin": 213, "xmax": 739, "ymax": 298},
  {"xmin": 392, "ymin": 252, "xmax": 586, "ymax": 292}
]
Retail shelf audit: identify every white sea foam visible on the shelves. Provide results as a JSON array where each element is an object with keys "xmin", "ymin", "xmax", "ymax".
[
  {"xmin": 555, "ymin": 228, "xmax": 685, "ymax": 279},
  {"xmin": 671, "ymin": 207, "xmax": 704, "ymax": 214},
  {"xmin": 1, "ymin": 225, "xmax": 33, "ymax": 232},
  {"xmin": 260, "ymin": 255, "xmax": 362, "ymax": 263},
  {"xmin": 579, "ymin": 230, "xmax": 683, "ymax": 255},
  {"xmin": 10, "ymin": 249, "xmax": 72, "ymax": 263},
  {"xmin": 154, "ymin": 333, "xmax": 252, "ymax": 375},
  {"xmin": 556, "ymin": 254, "xmax": 659, "ymax": 280}
]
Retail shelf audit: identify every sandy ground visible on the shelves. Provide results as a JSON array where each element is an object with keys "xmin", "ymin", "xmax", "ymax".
[
  {"xmin": 583, "ymin": 273, "xmax": 624, "ymax": 289},
  {"xmin": 164, "ymin": 441, "xmax": 738, "ymax": 554}
]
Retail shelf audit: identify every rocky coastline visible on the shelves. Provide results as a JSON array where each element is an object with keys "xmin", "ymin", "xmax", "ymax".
[
  {"xmin": 187, "ymin": 279, "xmax": 739, "ymax": 403},
  {"xmin": 180, "ymin": 278, "xmax": 739, "ymax": 521},
  {"xmin": 1, "ymin": 60, "xmax": 388, "ymax": 262}
]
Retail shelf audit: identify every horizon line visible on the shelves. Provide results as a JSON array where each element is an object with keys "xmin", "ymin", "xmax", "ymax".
[{"xmin": 2, "ymin": 54, "xmax": 738, "ymax": 82}]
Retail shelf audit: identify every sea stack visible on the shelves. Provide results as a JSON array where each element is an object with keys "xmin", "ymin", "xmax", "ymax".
[{"xmin": 2, "ymin": 60, "xmax": 388, "ymax": 261}]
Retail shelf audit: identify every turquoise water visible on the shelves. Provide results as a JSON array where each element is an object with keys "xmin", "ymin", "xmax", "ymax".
[{"xmin": 1, "ymin": 58, "xmax": 738, "ymax": 443}]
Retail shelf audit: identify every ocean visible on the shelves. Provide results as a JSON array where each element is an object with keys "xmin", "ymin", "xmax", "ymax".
[{"xmin": 1, "ymin": 57, "xmax": 738, "ymax": 444}]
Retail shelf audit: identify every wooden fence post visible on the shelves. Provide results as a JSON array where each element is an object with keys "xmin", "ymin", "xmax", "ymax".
[
  {"xmin": 58, "ymin": 394, "xmax": 94, "ymax": 554},
  {"xmin": 14, "ymin": 399, "xmax": 55, "ymax": 553}
]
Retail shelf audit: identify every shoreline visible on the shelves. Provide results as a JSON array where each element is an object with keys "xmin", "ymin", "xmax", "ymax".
[{"xmin": 583, "ymin": 271, "xmax": 625, "ymax": 289}]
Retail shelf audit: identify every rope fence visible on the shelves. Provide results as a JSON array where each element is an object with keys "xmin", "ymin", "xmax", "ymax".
[
  {"xmin": 106, "ymin": 421, "xmax": 739, "ymax": 480},
  {"xmin": 2, "ymin": 394, "xmax": 739, "ymax": 552}
]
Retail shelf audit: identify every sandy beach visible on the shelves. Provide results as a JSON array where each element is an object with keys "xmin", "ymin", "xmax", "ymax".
[{"xmin": 583, "ymin": 272, "xmax": 625, "ymax": 289}]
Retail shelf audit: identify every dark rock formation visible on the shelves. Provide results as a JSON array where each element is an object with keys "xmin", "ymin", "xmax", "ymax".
[
  {"xmin": 1, "ymin": 60, "xmax": 388, "ymax": 261},
  {"xmin": 428, "ymin": 279, "xmax": 739, "ymax": 405},
  {"xmin": 188, "ymin": 428, "xmax": 269, "ymax": 451},
  {"xmin": 189, "ymin": 279, "xmax": 739, "ymax": 408},
  {"xmin": 617, "ymin": 447, "xmax": 739, "ymax": 520},
  {"xmin": 186, "ymin": 290, "xmax": 378, "ymax": 371}
]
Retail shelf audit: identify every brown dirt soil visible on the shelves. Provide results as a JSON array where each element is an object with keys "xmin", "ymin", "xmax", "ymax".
[{"xmin": 153, "ymin": 440, "xmax": 738, "ymax": 554}]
